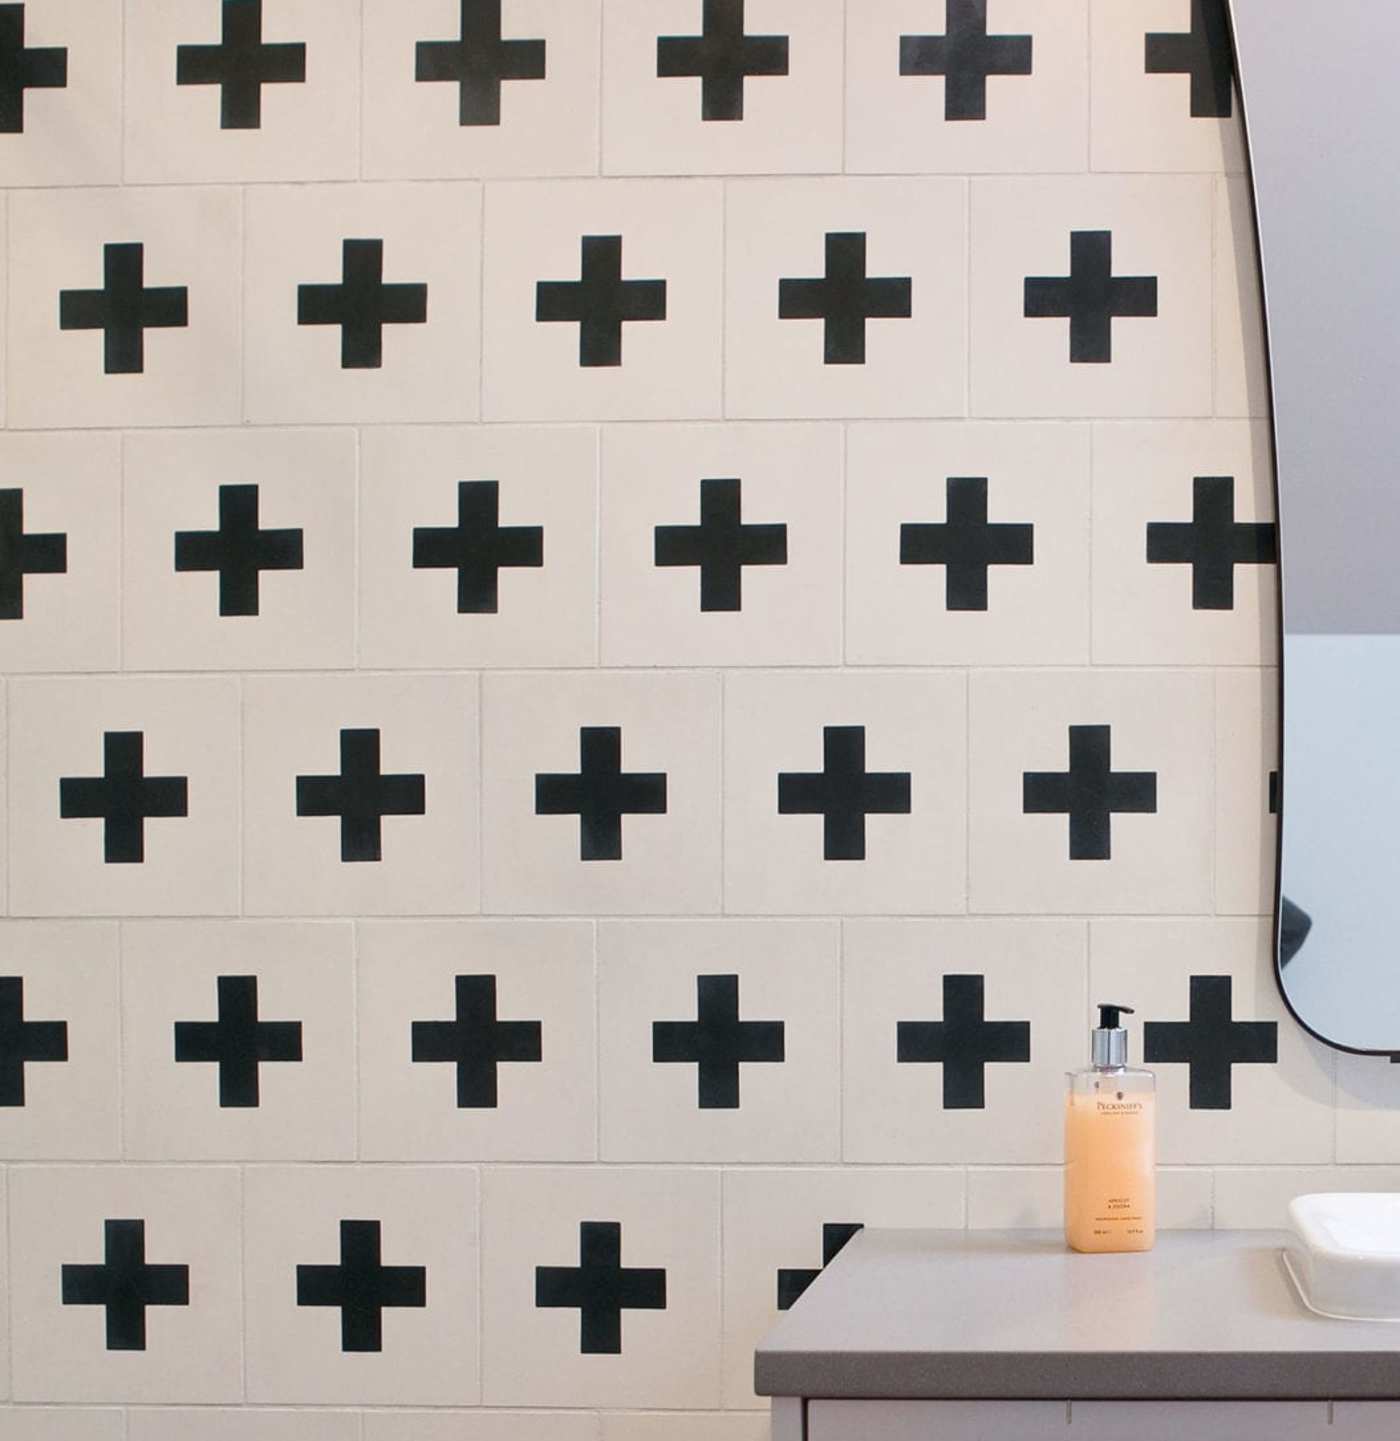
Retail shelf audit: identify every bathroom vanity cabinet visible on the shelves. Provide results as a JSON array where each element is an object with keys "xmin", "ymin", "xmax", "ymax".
[{"xmin": 756, "ymin": 1230, "xmax": 1400, "ymax": 1439}]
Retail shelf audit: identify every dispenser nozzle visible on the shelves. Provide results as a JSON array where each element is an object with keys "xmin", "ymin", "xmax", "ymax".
[{"xmin": 1091, "ymin": 1004, "xmax": 1135, "ymax": 1066}]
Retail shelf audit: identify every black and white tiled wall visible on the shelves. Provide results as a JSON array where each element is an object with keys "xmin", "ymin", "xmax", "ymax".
[{"xmin": 0, "ymin": 0, "xmax": 1383, "ymax": 1432}]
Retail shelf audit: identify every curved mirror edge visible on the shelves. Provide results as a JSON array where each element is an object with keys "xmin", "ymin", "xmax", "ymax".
[{"xmin": 1230, "ymin": 0, "xmax": 1400, "ymax": 1055}]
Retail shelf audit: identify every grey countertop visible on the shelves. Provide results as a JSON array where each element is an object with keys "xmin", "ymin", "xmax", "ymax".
[{"xmin": 755, "ymin": 1228, "xmax": 1400, "ymax": 1400}]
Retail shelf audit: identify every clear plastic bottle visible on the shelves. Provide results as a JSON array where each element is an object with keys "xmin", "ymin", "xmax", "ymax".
[{"xmin": 1064, "ymin": 1004, "xmax": 1156, "ymax": 1253}]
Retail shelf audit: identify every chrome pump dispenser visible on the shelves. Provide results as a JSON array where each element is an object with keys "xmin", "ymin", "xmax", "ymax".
[{"xmin": 1090, "ymin": 1003, "xmax": 1132, "ymax": 1068}]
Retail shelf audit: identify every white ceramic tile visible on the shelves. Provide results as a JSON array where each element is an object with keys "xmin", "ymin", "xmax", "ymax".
[
  {"xmin": 1089, "ymin": 0, "xmax": 1246, "ymax": 173},
  {"xmin": 357, "ymin": 919, "xmax": 596, "ymax": 1162},
  {"xmin": 124, "ymin": 0, "xmax": 360, "ymax": 183},
  {"xmin": 8, "ymin": 676, "xmax": 240, "ymax": 918},
  {"xmin": 0, "ymin": 1410, "xmax": 123, "ymax": 1441},
  {"xmin": 1216, "ymin": 175, "xmax": 1270, "ymax": 419},
  {"xmin": 363, "ymin": 0, "xmax": 601, "ymax": 180},
  {"xmin": 965, "ymin": 1166, "xmax": 1063, "ymax": 1229},
  {"xmin": 0, "ymin": 0, "xmax": 122, "ymax": 187},
  {"xmin": 1092, "ymin": 421, "xmax": 1276, "ymax": 666},
  {"xmin": 724, "ymin": 177, "xmax": 966, "ymax": 420},
  {"xmin": 600, "ymin": 423, "xmax": 842, "ymax": 667},
  {"xmin": 244, "ymin": 182, "xmax": 482, "ymax": 425},
  {"xmin": 482, "ymin": 178, "xmax": 723, "ymax": 421},
  {"xmin": 1212, "ymin": 1167, "xmax": 1400, "ymax": 1230},
  {"xmin": 721, "ymin": 1167, "xmax": 963, "ymax": 1408},
  {"xmin": 846, "ymin": 0, "xmax": 1088, "ymax": 174},
  {"xmin": 0, "ymin": 921, "xmax": 119, "ymax": 1159},
  {"xmin": 843, "ymin": 919, "xmax": 1087, "ymax": 1164},
  {"xmin": 481, "ymin": 671, "xmax": 722, "ymax": 915},
  {"xmin": 243, "ymin": 1165, "xmax": 478, "ymax": 1405},
  {"xmin": 0, "ymin": 683, "xmax": 8, "ymax": 916},
  {"xmin": 1336, "ymin": 1052, "xmax": 1400, "ymax": 1164},
  {"xmin": 1092, "ymin": 919, "xmax": 1334, "ymax": 1166},
  {"xmin": 128, "ymin": 1411, "xmax": 358, "ymax": 1441},
  {"xmin": 845, "ymin": 421, "xmax": 1091, "ymax": 666},
  {"xmin": 1215, "ymin": 668, "xmax": 1278, "ymax": 916},
  {"xmin": 970, "ymin": 175, "xmax": 1213, "ymax": 419},
  {"xmin": 481, "ymin": 1166, "xmax": 720, "ymax": 1408},
  {"xmin": 965, "ymin": 1165, "xmax": 1213, "ymax": 1231},
  {"xmin": 601, "ymin": 0, "xmax": 842, "ymax": 176},
  {"xmin": 602, "ymin": 1417, "xmax": 766, "ymax": 1441},
  {"xmin": 8, "ymin": 187, "xmax": 241, "ymax": 429},
  {"xmin": 968, "ymin": 669, "xmax": 1214, "ymax": 914},
  {"xmin": 123, "ymin": 427, "xmax": 357, "ymax": 672},
  {"xmin": 9, "ymin": 1165, "xmax": 242, "ymax": 1403},
  {"xmin": 242, "ymin": 673, "xmax": 479, "ymax": 917},
  {"xmin": 358, "ymin": 424, "xmax": 597, "ymax": 670},
  {"xmin": 121, "ymin": 920, "xmax": 355, "ymax": 1161},
  {"xmin": 724, "ymin": 670, "xmax": 966, "ymax": 914},
  {"xmin": 0, "ymin": 431, "xmax": 120, "ymax": 673},
  {"xmin": 368, "ymin": 1415, "xmax": 600, "ymax": 1441},
  {"xmin": 598, "ymin": 920, "xmax": 838, "ymax": 1161},
  {"xmin": 1072, "ymin": 1402, "xmax": 1327, "ymax": 1440}
]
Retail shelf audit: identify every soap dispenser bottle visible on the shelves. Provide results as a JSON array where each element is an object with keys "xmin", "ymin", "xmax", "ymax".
[{"xmin": 1065, "ymin": 1004, "xmax": 1156, "ymax": 1254}]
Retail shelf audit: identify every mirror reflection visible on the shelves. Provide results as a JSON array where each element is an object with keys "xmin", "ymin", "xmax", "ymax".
[{"xmin": 1231, "ymin": 0, "xmax": 1400, "ymax": 1051}]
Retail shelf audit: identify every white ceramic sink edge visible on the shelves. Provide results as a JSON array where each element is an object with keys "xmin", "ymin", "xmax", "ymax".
[{"xmin": 1285, "ymin": 1192, "xmax": 1400, "ymax": 1321}]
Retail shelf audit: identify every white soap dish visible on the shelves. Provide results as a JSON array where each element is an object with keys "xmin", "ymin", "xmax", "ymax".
[{"xmin": 1284, "ymin": 1192, "xmax": 1400, "ymax": 1321}]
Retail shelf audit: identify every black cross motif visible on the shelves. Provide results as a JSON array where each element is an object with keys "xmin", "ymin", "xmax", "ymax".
[
  {"xmin": 1143, "ymin": 974, "xmax": 1278, "ymax": 1110},
  {"xmin": 779, "ymin": 232, "xmax": 913, "ymax": 365},
  {"xmin": 173, "ymin": 975, "xmax": 302, "ymax": 1109},
  {"xmin": 416, "ymin": 0, "xmax": 546, "ymax": 127},
  {"xmin": 0, "ymin": 3, "xmax": 66, "ymax": 132},
  {"xmin": 535, "ymin": 726, "xmax": 667, "ymax": 862},
  {"xmin": 173, "ymin": 483, "xmax": 304, "ymax": 618},
  {"xmin": 295, "ymin": 728, "xmax": 426, "ymax": 864},
  {"xmin": 1145, "ymin": 0, "xmax": 1233, "ymax": 119},
  {"xmin": 297, "ymin": 239, "xmax": 428, "ymax": 370},
  {"xmin": 59, "ymin": 731, "xmax": 189, "ymax": 865},
  {"xmin": 175, "ymin": 0, "xmax": 306, "ymax": 130},
  {"xmin": 535, "ymin": 1221, "xmax": 666, "ymax": 1355},
  {"xmin": 900, "ymin": 476, "xmax": 1034, "ymax": 611},
  {"xmin": 411, "ymin": 974, "xmax": 543, "ymax": 1108},
  {"xmin": 59, "ymin": 243, "xmax": 189, "ymax": 375},
  {"xmin": 0, "ymin": 975, "xmax": 67, "ymax": 1107},
  {"xmin": 296, "ymin": 1219, "xmax": 427, "ymax": 1353},
  {"xmin": 61, "ymin": 1219, "xmax": 189, "ymax": 1352},
  {"xmin": 1023, "ymin": 724, "xmax": 1157, "ymax": 862},
  {"xmin": 536, "ymin": 235, "xmax": 667, "ymax": 368},
  {"xmin": 898, "ymin": 974, "xmax": 1031, "ymax": 1109},
  {"xmin": 0, "ymin": 488, "xmax": 66, "ymax": 620},
  {"xmin": 776, "ymin": 1222, "xmax": 863, "ymax": 1310},
  {"xmin": 1024, "ymin": 231, "xmax": 1157, "ymax": 364},
  {"xmin": 778, "ymin": 725, "xmax": 911, "ymax": 861},
  {"xmin": 412, "ymin": 480, "xmax": 543, "ymax": 614},
  {"xmin": 899, "ymin": 0, "xmax": 1033, "ymax": 122},
  {"xmin": 652, "ymin": 974, "xmax": 785, "ymax": 1109},
  {"xmin": 1146, "ymin": 476, "xmax": 1277, "ymax": 611},
  {"xmin": 654, "ymin": 477, "xmax": 787, "ymax": 612},
  {"xmin": 656, "ymin": 0, "xmax": 789, "ymax": 122}
]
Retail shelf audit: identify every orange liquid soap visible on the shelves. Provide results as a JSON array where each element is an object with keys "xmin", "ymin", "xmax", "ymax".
[{"xmin": 1064, "ymin": 1003, "xmax": 1156, "ymax": 1254}]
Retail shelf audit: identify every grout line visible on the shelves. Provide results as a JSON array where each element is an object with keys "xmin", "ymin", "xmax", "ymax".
[
  {"xmin": 592, "ymin": 917, "xmax": 601, "ymax": 1163},
  {"xmin": 238, "ymin": 186, "xmax": 248, "ymax": 424},
  {"xmin": 477, "ymin": 185, "xmax": 487, "ymax": 421},
  {"xmin": 238, "ymin": 1162, "xmax": 249, "ymax": 1401},
  {"xmin": 357, "ymin": 0, "xmax": 366, "ymax": 183},
  {"xmin": 1211, "ymin": 175, "xmax": 1221, "ymax": 417}
]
